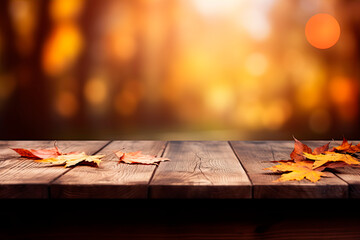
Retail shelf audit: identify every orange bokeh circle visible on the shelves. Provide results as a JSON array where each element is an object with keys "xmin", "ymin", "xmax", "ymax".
[{"xmin": 305, "ymin": 13, "xmax": 340, "ymax": 49}]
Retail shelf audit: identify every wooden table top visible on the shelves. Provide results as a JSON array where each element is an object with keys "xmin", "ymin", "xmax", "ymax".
[{"xmin": 0, "ymin": 140, "xmax": 358, "ymax": 199}]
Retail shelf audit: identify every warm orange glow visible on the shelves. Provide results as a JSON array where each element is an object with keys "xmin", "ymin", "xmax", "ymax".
[
  {"xmin": 114, "ymin": 80, "xmax": 143, "ymax": 116},
  {"xmin": 305, "ymin": 13, "xmax": 340, "ymax": 49},
  {"xmin": 42, "ymin": 23, "xmax": 83, "ymax": 76},
  {"xmin": 114, "ymin": 91, "xmax": 138, "ymax": 116},
  {"xmin": 55, "ymin": 91, "xmax": 78, "ymax": 117},
  {"xmin": 245, "ymin": 52, "xmax": 268, "ymax": 76},
  {"xmin": 329, "ymin": 77, "xmax": 356, "ymax": 105},
  {"xmin": 329, "ymin": 77, "xmax": 358, "ymax": 122},
  {"xmin": 0, "ymin": 74, "xmax": 16, "ymax": 101},
  {"xmin": 0, "ymin": 34, "xmax": 2, "ymax": 54},
  {"xmin": 50, "ymin": 0, "xmax": 84, "ymax": 21},
  {"xmin": 205, "ymin": 85, "xmax": 234, "ymax": 114},
  {"xmin": 9, "ymin": 0, "xmax": 38, "ymax": 55},
  {"xmin": 262, "ymin": 100, "xmax": 291, "ymax": 130},
  {"xmin": 2, "ymin": 0, "xmax": 360, "ymax": 139},
  {"xmin": 238, "ymin": 103, "xmax": 264, "ymax": 130},
  {"xmin": 106, "ymin": 34, "xmax": 136, "ymax": 61},
  {"xmin": 9, "ymin": 0, "xmax": 36, "ymax": 37},
  {"xmin": 84, "ymin": 76, "xmax": 108, "ymax": 105},
  {"xmin": 309, "ymin": 108, "xmax": 331, "ymax": 134},
  {"xmin": 104, "ymin": 3, "xmax": 137, "ymax": 62}
]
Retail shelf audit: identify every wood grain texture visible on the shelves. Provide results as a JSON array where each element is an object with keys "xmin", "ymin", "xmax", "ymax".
[
  {"xmin": 150, "ymin": 141, "xmax": 251, "ymax": 199},
  {"xmin": 51, "ymin": 141, "xmax": 167, "ymax": 199},
  {"xmin": 230, "ymin": 141, "xmax": 348, "ymax": 199},
  {"xmin": 305, "ymin": 140, "xmax": 360, "ymax": 199},
  {"xmin": 0, "ymin": 141, "xmax": 108, "ymax": 198}
]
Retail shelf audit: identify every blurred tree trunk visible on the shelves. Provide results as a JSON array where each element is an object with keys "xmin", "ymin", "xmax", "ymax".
[{"xmin": 1, "ymin": 0, "xmax": 51, "ymax": 139}]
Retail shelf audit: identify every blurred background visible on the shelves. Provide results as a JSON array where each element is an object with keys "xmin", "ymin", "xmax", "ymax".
[{"xmin": 0, "ymin": 0, "xmax": 359, "ymax": 140}]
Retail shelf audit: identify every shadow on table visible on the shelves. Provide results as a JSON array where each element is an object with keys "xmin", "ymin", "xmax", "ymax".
[{"xmin": 1, "ymin": 199, "xmax": 359, "ymax": 240}]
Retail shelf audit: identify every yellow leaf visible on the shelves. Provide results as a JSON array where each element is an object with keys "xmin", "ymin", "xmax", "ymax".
[
  {"xmin": 264, "ymin": 161, "xmax": 326, "ymax": 183},
  {"xmin": 36, "ymin": 152, "xmax": 104, "ymax": 168},
  {"xmin": 303, "ymin": 152, "xmax": 360, "ymax": 169}
]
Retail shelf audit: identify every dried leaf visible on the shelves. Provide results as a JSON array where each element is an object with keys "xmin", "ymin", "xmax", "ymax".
[
  {"xmin": 115, "ymin": 151, "xmax": 169, "ymax": 165},
  {"xmin": 36, "ymin": 152, "xmax": 104, "ymax": 168},
  {"xmin": 12, "ymin": 142, "xmax": 62, "ymax": 159},
  {"xmin": 331, "ymin": 137, "xmax": 360, "ymax": 154},
  {"xmin": 264, "ymin": 161, "xmax": 327, "ymax": 183},
  {"xmin": 290, "ymin": 138, "xmax": 312, "ymax": 162},
  {"xmin": 290, "ymin": 137, "xmax": 329, "ymax": 162},
  {"xmin": 303, "ymin": 152, "xmax": 360, "ymax": 169},
  {"xmin": 313, "ymin": 142, "xmax": 330, "ymax": 155},
  {"xmin": 315, "ymin": 161, "xmax": 350, "ymax": 171}
]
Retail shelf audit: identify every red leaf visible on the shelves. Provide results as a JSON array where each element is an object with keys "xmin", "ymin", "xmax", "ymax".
[
  {"xmin": 312, "ymin": 142, "xmax": 330, "ymax": 155},
  {"xmin": 290, "ymin": 137, "xmax": 330, "ymax": 162},
  {"xmin": 331, "ymin": 137, "xmax": 360, "ymax": 154},
  {"xmin": 290, "ymin": 137, "xmax": 312, "ymax": 162},
  {"xmin": 12, "ymin": 146, "xmax": 62, "ymax": 159},
  {"xmin": 314, "ymin": 161, "xmax": 349, "ymax": 171}
]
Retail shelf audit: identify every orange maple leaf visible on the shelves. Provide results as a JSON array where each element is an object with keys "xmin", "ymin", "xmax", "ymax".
[
  {"xmin": 330, "ymin": 137, "xmax": 360, "ymax": 154},
  {"xmin": 12, "ymin": 143, "xmax": 62, "ymax": 159},
  {"xmin": 115, "ymin": 151, "xmax": 170, "ymax": 165},
  {"xmin": 264, "ymin": 161, "xmax": 327, "ymax": 183},
  {"xmin": 290, "ymin": 137, "xmax": 330, "ymax": 162}
]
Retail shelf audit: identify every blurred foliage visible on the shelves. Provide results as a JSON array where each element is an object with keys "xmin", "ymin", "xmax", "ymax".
[{"xmin": 0, "ymin": 0, "xmax": 359, "ymax": 140}]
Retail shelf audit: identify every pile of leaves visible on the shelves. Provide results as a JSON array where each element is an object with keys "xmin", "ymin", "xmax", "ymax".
[
  {"xmin": 11, "ymin": 143, "xmax": 169, "ymax": 168},
  {"xmin": 265, "ymin": 137, "xmax": 360, "ymax": 183}
]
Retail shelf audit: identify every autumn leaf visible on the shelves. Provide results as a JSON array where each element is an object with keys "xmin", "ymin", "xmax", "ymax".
[
  {"xmin": 265, "ymin": 137, "xmax": 360, "ymax": 183},
  {"xmin": 331, "ymin": 137, "xmax": 360, "ymax": 154},
  {"xmin": 290, "ymin": 137, "xmax": 329, "ymax": 162},
  {"xmin": 264, "ymin": 161, "xmax": 327, "ymax": 183},
  {"xmin": 314, "ymin": 161, "xmax": 350, "ymax": 172},
  {"xmin": 115, "ymin": 151, "xmax": 169, "ymax": 165},
  {"xmin": 12, "ymin": 144, "xmax": 62, "ymax": 159},
  {"xmin": 303, "ymin": 152, "xmax": 360, "ymax": 169},
  {"xmin": 36, "ymin": 152, "xmax": 104, "ymax": 168}
]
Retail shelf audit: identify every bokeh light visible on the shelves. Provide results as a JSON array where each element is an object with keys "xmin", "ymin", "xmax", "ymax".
[
  {"xmin": 9, "ymin": 0, "xmax": 38, "ymax": 56},
  {"xmin": 84, "ymin": 76, "xmax": 108, "ymax": 106},
  {"xmin": 329, "ymin": 77, "xmax": 358, "ymax": 122},
  {"xmin": 42, "ymin": 23, "xmax": 83, "ymax": 76},
  {"xmin": 50, "ymin": 0, "xmax": 84, "ymax": 21},
  {"xmin": 305, "ymin": 13, "xmax": 341, "ymax": 49},
  {"xmin": 55, "ymin": 91, "xmax": 78, "ymax": 118}
]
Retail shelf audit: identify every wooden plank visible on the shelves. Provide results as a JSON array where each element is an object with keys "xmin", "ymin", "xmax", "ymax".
[
  {"xmin": 305, "ymin": 140, "xmax": 360, "ymax": 199},
  {"xmin": 149, "ymin": 141, "xmax": 252, "ymax": 199},
  {"xmin": 50, "ymin": 141, "xmax": 167, "ymax": 199},
  {"xmin": 230, "ymin": 141, "xmax": 348, "ymax": 199},
  {"xmin": 0, "ymin": 141, "xmax": 108, "ymax": 198}
]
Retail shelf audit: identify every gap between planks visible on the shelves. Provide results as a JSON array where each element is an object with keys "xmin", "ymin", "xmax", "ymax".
[
  {"xmin": 47, "ymin": 140, "xmax": 113, "ymax": 198},
  {"xmin": 228, "ymin": 140, "xmax": 255, "ymax": 199},
  {"xmin": 149, "ymin": 141, "xmax": 252, "ymax": 199},
  {"xmin": 146, "ymin": 141, "xmax": 169, "ymax": 199}
]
